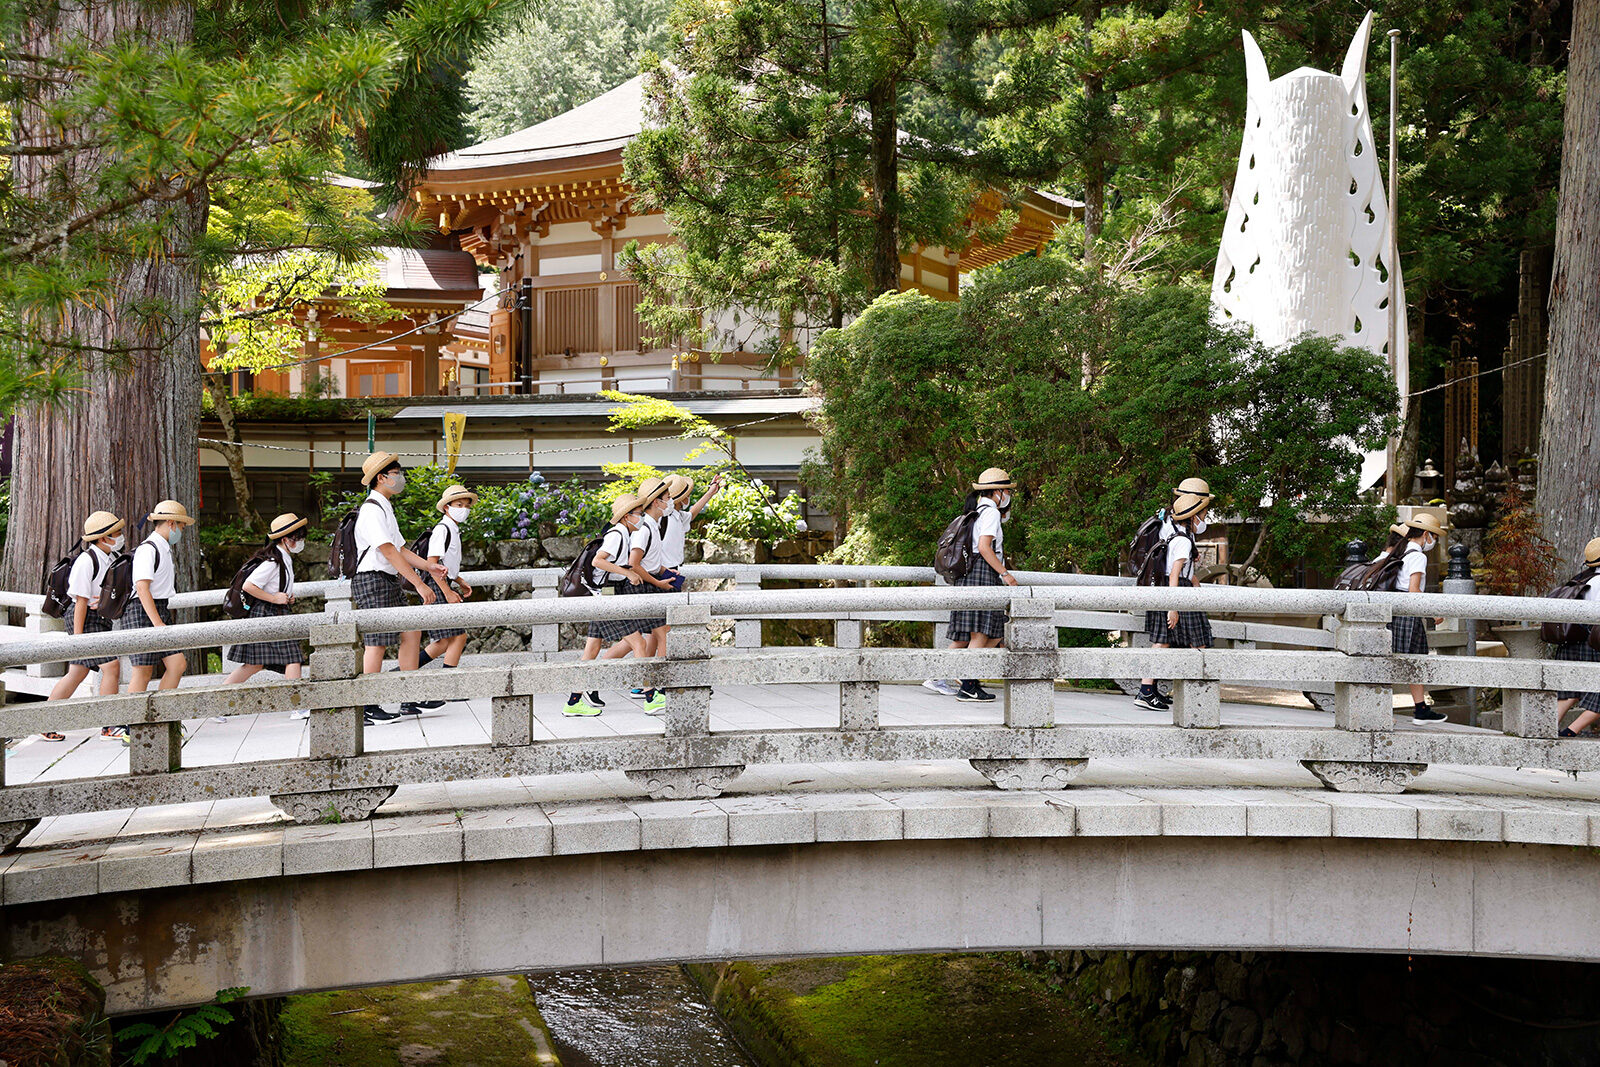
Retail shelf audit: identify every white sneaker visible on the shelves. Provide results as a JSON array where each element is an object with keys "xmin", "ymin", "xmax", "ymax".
[
  {"xmin": 289, "ymin": 709, "xmax": 310, "ymax": 720},
  {"xmin": 210, "ymin": 716, "xmax": 227, "ymax": 724},
  {"xmin": 921, "ymin": 679, "xmax": 959, "ymax": 696}
]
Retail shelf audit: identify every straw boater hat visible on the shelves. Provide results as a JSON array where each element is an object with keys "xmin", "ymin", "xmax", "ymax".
[
  {"xmin": 1175, "ymin": 477, "xmax": 1214, "ymax": 500},
  {"xmin": 972, "ymin": 467, "xmax": 1017, "ymax": 491},
  {"xmin": 666, "ymin": 474, "xmax": 694, "ymax": 502},
  {"xmin": 1404, "ymin": 513, "xmax": 1446, "ymax": 538},
  {"xmin": 146, "ymin": 500, "xmax": 195, "ymax": 525},
  {"xmin": 268, "ymin": 513, "xmax": 308, "ymax": 541},
  {"xmin": 1585, "ymin": 538, "xmax": 1600, "ymax": 567},
  {"xmin": 635, "ymin": 477, "xmax": 670, "ymax": 508},
  {"xmin": 360, "ymin": 451, "xmax": 402, "ymax": 487},
  {"xmin": 1389, "ymin": 522, "xmax": 1410, "ymax": 537},
  {"xmin": 611, "ymin": 493, "xmax": 642, "ymax": 524},
  {"xmin": 436, "ymin": 484, "xmax": 477, "ymax": 513},
  {"xmin": 1172, "ymin": 493, "xmax": 1211, "ymax": 521},
  {"xmin": 81, "ymin": 511, "xmax": 124, "ymax": 544}
]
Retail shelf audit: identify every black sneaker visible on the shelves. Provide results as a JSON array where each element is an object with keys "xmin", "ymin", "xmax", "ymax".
[
  {"xmin": 365, "ymin": 705, "xmax": 400, "ymax": 725},
  {"xmin": 398, "ymin": 703, "xmax": 423, "ymax": 717},
  {"xmin": 1133, "ymin": 691, "xmax": 1169, "ymax": 712},
  {"xmin": 412, "ymin": 700, "xmax": 446, "ymax": 710},
  {"xmin": 1412, "ymin": 704, "xmax": 1448, "ymax": 723},
  {"xmin": 1561, "ymin": 727, "xmax": 1578, "ymax": 738},
  {"xmin": 957, "ymin": 686, "xmax": 997, "ymax": 702},
  {"xmin": 586, "ymin": 691, "xmax": 606, "ymax": 708}
]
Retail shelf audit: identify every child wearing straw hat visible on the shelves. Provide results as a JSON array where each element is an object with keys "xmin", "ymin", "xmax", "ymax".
[
  {"xmin": 1389, "ymin": 512, "xmax": 1448, "ymax": 723},
  {"xmin": 624, "ymin": 477, "xmax": 673, "ymax": 711},
  {"xmin": 223, "ymin": 513, "xmax": 311, "ymax": 718},
  {"xmin": 944, "ymin": 467, "xmax": 1020, "ymax": 703},
  {"xmin": 1135, "ymin": 479, "xmax": 1214, "ymax": 713},
  {"xmin": 43, "ymin": 511, "xmax": 128, "ymax": 734},
  {"xmin": 409, "ymin": 484, "xmax": 478, "ymax": 709},
  {"xmin": 660, "ymin": 473, "xmax": 724, "ymax": 586},
  {"xmin": 564, "ymin": 494, "xmax": 653, "ymax": 716},
  {"xmin": 352, "ymin": 451, "xmax": 449, "ymax": 726},
  {"xmin": 1554, "ymin": 537, "xmax": 1600, "ymax": 737},
  {"xmin": 114, "ymin": 500, "xmax": 197, "ymax": 718}
]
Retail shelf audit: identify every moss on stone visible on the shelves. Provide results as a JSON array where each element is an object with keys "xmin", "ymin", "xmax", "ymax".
[
  {"xmin": 279, "ymin": 976, "xmax": 558, "ymax": 1067},
  {"xmin": 694, "ymin": 955, "xmax": 1150, "ymax": 1067}
]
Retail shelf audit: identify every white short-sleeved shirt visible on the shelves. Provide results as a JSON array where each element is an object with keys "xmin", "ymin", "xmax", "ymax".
[
  {"xmin": 1162, "ymin": 516, "xmax": 1201, "ymax": 583},
  {"xmin": 971, "ymin": 498, "xmax": 1005, "ymax": 565},
  {"xmin": 355, "ymin": 491, "xmax": 404, "ymax": 576},
  {"xmin": 1394, "ymin": 545, "xmax": 1429, "ymax": 592},
  {"xmin": 67, "ymin": 544, "xmax": 114, "ymax": 607},
  {"xmin": 426, "ymin": 515, "xmax": 463, "ymax": 579},
  {"xmin": 1586, "ymin": 575, "xmax": 1600, "ymax": 602},
  {"xmin": 132, "ymin": 534, "xmax": 176, "ymax": 599},
  {"xmin": 631, "ymin": 518, "xmax": 665, "ymax": 574},
  {"xmin": 661, "ymin": 507, "xmax": 690, "ymax": 570},
  {"xmin": 591, "ymin": 524, "xmax": 631, "ymax": 587},
  {"xmin": 245, "ymin": 545, "xmax": 295, "ymax": 597}
]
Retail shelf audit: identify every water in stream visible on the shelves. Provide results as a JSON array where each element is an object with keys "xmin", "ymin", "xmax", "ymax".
[{"xmin": 525, "ymin": 966, "xmax": 754, "ymax": 1067}]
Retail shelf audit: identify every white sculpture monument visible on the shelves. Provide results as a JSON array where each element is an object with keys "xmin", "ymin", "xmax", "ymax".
[{"xmin": 1211, "ymin": 11, "xmax": 1407, "ymax": 397}]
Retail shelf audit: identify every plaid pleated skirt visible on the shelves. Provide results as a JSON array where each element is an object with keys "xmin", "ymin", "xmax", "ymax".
[
  {"xmin": 231, "ymin": 601, "xmax": 304, "ymax": 668},
  {"xmin": 1552, "ymin": 641, "xmax": 1600, "ymax": 709},
  {"xmin": 116, "ymin": 597, "xmax": 177, "ymax": 667},
  {"xmin": 949, "ymin": 555, "xmax": 1007, "ymax": 641},
  {"xmin": 1389, "ymin": 615, "xmax": 1430, "ymax": 655},
  {"xmin": 420, "ymin": 574, "xmax": 465, "ymax": 642},
  {"xmin": 1145, "ymin": 610, "xmax": 1213, "ymax": 649},
  {"xmin": 589, "ymin": 583, "xmax": 641, "ymax": 642},
  {"xmin": 624, "ymin": 576, "xmax": 666, "ymax": 632},
  {"xmin": 70, "ymin": 610, "xmax": 116, "ymax": 669},
  {"xmin": 352, "ymin": 570, "xmax": 408, "ymax": 647}
]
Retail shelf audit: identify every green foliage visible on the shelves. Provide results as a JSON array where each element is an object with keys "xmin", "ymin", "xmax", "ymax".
[
  {"xmin": 472, "ymin": 472, "xmax": 609, "ymax": 540},
  {"xmin": 0, "ymin": 0, "xmax": 530, "ymax": 406},
  {"xmin": 0, "ymin": 477, "xmax": 10, "ymax": 551},
  {"xmin": 198, "ymin": 519, "xmax": 261, "ymax": 550},
  {"xmin": 200, "ymin": 391, "xmax": 368, "ymax": 422},
  {"xmin": 1483, "ymin": 483, "xmax": 1560, "ymax": 598},
  {"xmin": 115, "ymin": 987, "xmax": 249, "ymax": 1065},
  {"xmin": 464, "ymin": 0, "xmax": 671, "ymax": 140},
  {"xmin": 804, "ymin": 253, "xmax": 1398, "ymax": 584}
]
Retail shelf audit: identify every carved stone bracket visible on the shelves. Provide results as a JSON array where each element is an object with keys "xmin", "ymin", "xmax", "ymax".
[
  {"xmin": 270, "ymin": 786, "xmax": 397, "ymax": 825},
  {"xmin": 1301, "ymin": 760, "xmax": 1427, "ymax": 794},
  {"xmin": 624, "ymin": 765, "xmax": 745, "ymax": 800},
  {"xmin": 0, "ymin": 819, "xmax": 40, "ymax": 853},
  {"xmin": 970, "ymin": 758, "xmax": 1089, "ymax": 790}
]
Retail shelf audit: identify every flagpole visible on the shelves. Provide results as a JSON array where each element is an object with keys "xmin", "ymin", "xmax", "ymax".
[{"xmin": 1386, "ymin": 27, "xmax": 1401, "ymax": 506}]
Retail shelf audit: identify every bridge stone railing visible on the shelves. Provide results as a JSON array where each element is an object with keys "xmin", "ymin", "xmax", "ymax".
[{"xmin": 0, "ymin": 580, "xmax": 1597, "ymax": 851}]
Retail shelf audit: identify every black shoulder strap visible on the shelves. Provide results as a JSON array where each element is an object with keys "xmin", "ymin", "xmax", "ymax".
[
  {"xmin": 355, "ymin": 497, "xmax": 383, "ymax": 567},
  {"xmin": 435, "ymin": 521, "xmax": 452, "ymax": 555},
  {"xmin": 141, "ymin": 537, "xmax": 162, "ymax": 573}
]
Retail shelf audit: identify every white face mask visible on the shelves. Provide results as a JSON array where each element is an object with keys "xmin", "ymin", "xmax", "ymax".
[
  {"xmin": 105, "ymin": 535, "xmax": 124, "ymax": 552},
  {"xmin": 288, "ymin": 539, "xmax": 305, "ymax": 555},
  {"xmin": 387, "ymin": 471, "xmax": 407, "ymax": 494},
  {"xmin": 167, "ymin": 525, "xmax": 183, "ymax": 546},
  {"xmin": 1423, "ymin": 535, "xmax": 1437, "ymax": 552},
  {"xmin": 447, "ymin": 505, "xmax": 469, "ymax": 522},
  {"xmin": 996, "ymin": 492, "xmax": 1012, "ymax": 510}
]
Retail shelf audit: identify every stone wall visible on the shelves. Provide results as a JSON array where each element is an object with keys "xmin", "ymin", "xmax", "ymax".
[{"xmin": 1023, "ymin": 948, "xmax": 1600, "ymax": 1067}]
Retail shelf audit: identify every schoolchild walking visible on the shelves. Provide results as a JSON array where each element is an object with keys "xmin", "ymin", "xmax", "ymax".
[
  {"xmin": 660, "ymin": 473, "xmax": 723, "ymax": 586},
  {"xmin": 115, "ymin": 501, "xmax": 197, "ymax": 726},
  {"xmin": 223, "ymin": 513, "xmax": 310, "ymax": 719},
  {"xmin": 564, "ymin": 494, "xmax": 652, "ymax": 716},
  {"xmin": 42, "ymin": 511, "xmax": 127, "ymax": 738},
  {"xmin": 1388, "ymin": 513, "xmax": 1448, "ymax": 723},
  {"xmin": 1553, "ymin": 538, "xmax": 1600, "ymax": 737},
  {"xmin": 943, "ymin": 468, "xmax": 1020, "ymax": 703},
  {"xmin": 351, "ymin": 451, "xmax": 448, "ymax": 726},
  {"xmin": 413, "ymin": 483, "xmax": 477, "ymax": 691},
  {"xmin": 626, "ymin": 477, "xmax": 673, "ymax": 711},
  {"xmin": 1134, "ymin": 479, "xmax": 1214, "ymax": 712}
]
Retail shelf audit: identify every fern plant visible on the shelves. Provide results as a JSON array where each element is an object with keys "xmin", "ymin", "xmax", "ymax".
[{"xmin": 116, "ymin": 987, "xmax": 249, "ymax": 1065}]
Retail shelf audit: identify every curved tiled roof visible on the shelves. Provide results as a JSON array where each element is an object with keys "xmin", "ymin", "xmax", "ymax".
[{"xmin": 430, "ymin": 76, "xmax": 646, "ymax": 173}]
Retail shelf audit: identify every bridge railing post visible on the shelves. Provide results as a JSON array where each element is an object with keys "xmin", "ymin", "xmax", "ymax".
[
  {"xmin": 0, "ymin": 676, "xmax": 39, "ymax": 851},
  {"xmin": 1302, "ymin": 601, "xmax": 1427, "ymax": 793},
  {"xmin": 1003, "ymin": 598, "xmax": 1056, "ymax": 729},
  {"xmin": 526, "ymin": 571, "xmax": 560, "ymax": 659},
  {"xmin": 835, "ymin": 604, "xmax": 877, "ymax": 730},
  {"xmin": 730, "ymin": 565, "xmax": 762, "ymax": 649},
  {"xmin": 24, "ymin": 604, "xmax": 66, "ymax": 679},
  {"xmin": 1440, "ymin": 543, "xmax": 1479, "ymax": 727},
  {"xmin": 623, "ymin": 604, "xmax": 742, "ymax": 800}
]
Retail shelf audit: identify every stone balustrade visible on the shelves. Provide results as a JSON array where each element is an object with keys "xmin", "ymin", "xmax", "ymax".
[{"xmin": 0, "ymin": 579, "xmax": 1596, "ymax": 851}]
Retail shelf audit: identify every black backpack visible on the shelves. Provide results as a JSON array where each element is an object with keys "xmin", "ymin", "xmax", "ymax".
[
  {"xmin": 329, "ymin": 499, "xmax": 381, "ymax": 580},
  {"xmin": 560, "ymin": 525, "xmax": 627, "ymax": 598},
  {"xmin": 222, "ymin": 547, "xmax": 287, "ymax": 619},
  {"xmin": 1542, "ymin": 567, "xmax": 1599, "ymax": 645},
  {"xmin": 934, "ymin": 511, "xmax": 980, "ymax": 582},
  {"xmin": 96, "ymin": 545, "xmax": 141, "ymax": 622},
  {"xmin": 407, "ymin": 521, "xmax": 452, "ymax": 562},
  {"xmin": 42, "ymin": 547, "xmax": 92, "ymax": 619}
]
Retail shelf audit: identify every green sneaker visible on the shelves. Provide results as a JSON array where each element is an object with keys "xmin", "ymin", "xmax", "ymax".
[
  {"xmin": 643, "ymin": 690, "xmax": 666, "ymax": 715},
  {"xmin": 563, "ymin": 696, "xmax": 602, "ymax": 717}
]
